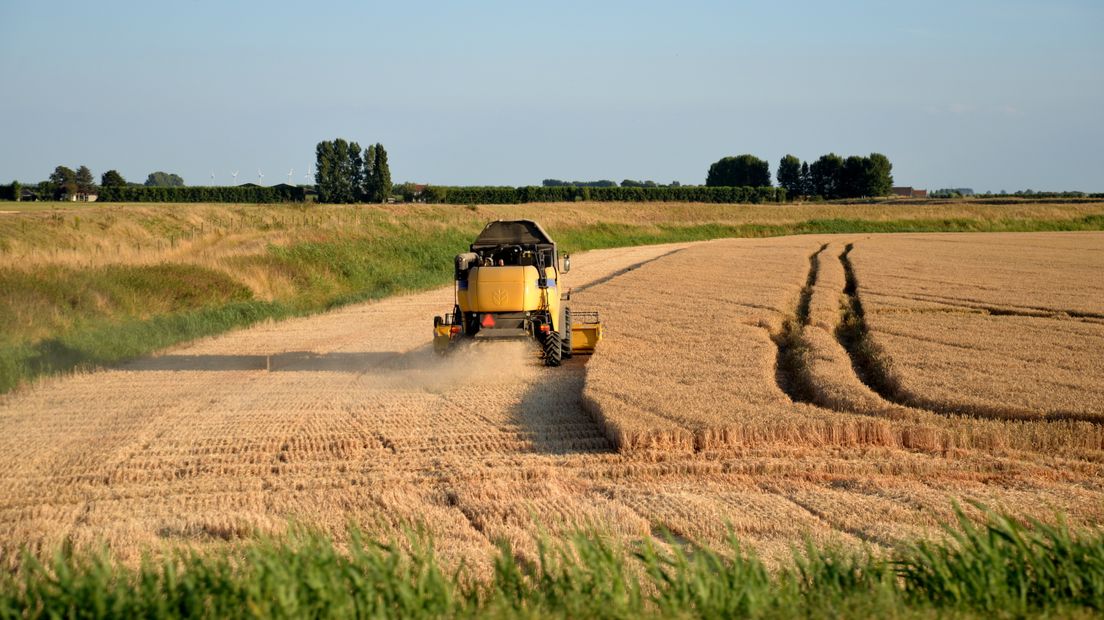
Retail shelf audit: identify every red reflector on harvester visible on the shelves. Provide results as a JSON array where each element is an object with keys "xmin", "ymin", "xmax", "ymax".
[
  {"xmin": 449, "ymin": 326, "xmax": 461, "ymax": 335},
  {"xmin": 539, "ymin": 324, "xmax": 550, "ymax": 332},
  {"xmin": 481, "ymin": 314, "xmax": 496, "ymax": 328}
]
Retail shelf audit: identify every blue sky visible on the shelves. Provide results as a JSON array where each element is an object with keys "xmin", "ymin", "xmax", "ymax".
[{"xmin": 1, "ymin": 1, "xmax": 1101, "ymax": 191}]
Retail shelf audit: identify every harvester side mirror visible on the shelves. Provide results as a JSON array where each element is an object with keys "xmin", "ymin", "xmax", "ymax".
[{"xmin": 562, "ymin": 254, "xmax": 571, "ymax": 273}]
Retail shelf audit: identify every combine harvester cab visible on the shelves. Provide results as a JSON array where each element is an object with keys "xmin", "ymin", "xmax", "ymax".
[{"xmin": 432, "ymin": 219, "xmax": 601, "ymax": 366}]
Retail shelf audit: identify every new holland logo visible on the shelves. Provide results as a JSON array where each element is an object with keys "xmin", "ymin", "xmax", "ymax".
[{"xmin": 492, "ymin": 289, "xmax": 508, "ymax": 305}]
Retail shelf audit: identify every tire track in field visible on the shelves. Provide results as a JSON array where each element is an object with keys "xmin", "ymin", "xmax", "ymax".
[
  {"xmin": 834, "ymin": 243, "xmax": 1104, "ymax": 425},
  {"xmin": 835, "ymin": 243, "xmax": 905, "ymax": 405},
  {"xmin": 771, "ymin": 243, "xmax": 828, "ymax": 403}
]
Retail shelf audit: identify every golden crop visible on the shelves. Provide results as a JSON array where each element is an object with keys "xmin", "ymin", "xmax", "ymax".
[
  {"xmin": 850, "ymin": 234, "xmax": 1104, "ymax": 422},
  {"xmin": 0, "ymin": 233, "xmax": 1101, "ymax": 571}
]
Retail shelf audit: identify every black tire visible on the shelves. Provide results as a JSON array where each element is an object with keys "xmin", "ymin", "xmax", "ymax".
[
  {"xmin": 542, "ymin": 329, "xmax": 562, "ymax": 367},
  {"xmin": 561, "ymin": 307, "xmax": 573, "ymax": 359}
]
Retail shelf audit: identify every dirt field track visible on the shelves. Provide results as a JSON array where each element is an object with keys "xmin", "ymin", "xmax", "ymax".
[{"xmin": 1, "ymin": 233, "xmax": 1102, "ymax": 569}]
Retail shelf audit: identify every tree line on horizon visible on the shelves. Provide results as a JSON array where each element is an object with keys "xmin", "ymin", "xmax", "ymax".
[
  {"xmin": 9, "ymin": 147, "xmax": 1099, "ymax": 204},
  {"xmin": 314, "ymin": 139, "xmax": 392, "ymax": 203},
  {"xmin": 4, "ymin": 165, "xmax": 313, "ymax": 203},
  {"xmin": 707, "ymin": 153, "xmax": 894, "ymax": 199},
  {"xmin": 542, "ymin": 179, "xmax": 683, "ymax": 188},
  {"xmin": 14, "ymin": 166, "xmax": 191, "ymax": 201},
  {"xmin": 539, "ymin": 153, "xmax": 893, "ymax": 199}
]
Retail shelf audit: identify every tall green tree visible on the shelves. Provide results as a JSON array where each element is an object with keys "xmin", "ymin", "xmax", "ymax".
[
  {"xmin": 315, "ymin": 139, "xmax": 361, "ymax": 203},
  {"xmin": 362, "ymin": 144, "xmax": 378, "ymax": 201},
  {"xmin": 145, "ymin": 171, "xmax": 184, "ymax": 187},
  {"xmin": 315, "ymin": 140, "xmax": 339, "ymax": 202},
  {"xmin": 808, "ymin": 153, "xmax": 844, "ymax": 199},
  {"xmin": 839, "ymin": 155, "xmax": 868, "ymax": 198},
  {"xmin": 49, "ymin": 166, "xmax": 77, "ymax": 198},
  {"xmin": 706, "ymin": 154, "xmax": 771, "ymax": 187},
  {"xmin": 101, "ymin": 170, "xmax": 126, "ymax": 187},
  {"xmin": 799, "ymin": 161, "xmax": 811, "ymax": 197},
  {"xmin": 864, "ymin": 153, "xmax": 894, "ymax": 196},
  {"xmin": 373, "ymin": 143, "xmax": 391, "ymax": 202},
  {"xmin": 316, "ymin": 138, "xmax": 388, "ymax": 203},
  {"xmin": 777, "ymin": 155, "xmax": 802, "ymax": 198},
  {"xmin": 75, "ymin": 166, "xmax": 95, "ymax": 194},
  {"xmin": 346, "ymin": 141, "xmax": 363, "ymax": 202}
]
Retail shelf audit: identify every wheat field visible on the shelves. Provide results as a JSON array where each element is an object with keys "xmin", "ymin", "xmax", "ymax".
[
  {"xmin": 849, "ymin": 234, "xmax": 1104, "ymax": 421},
  {"xmin": 1, "ymin": 232, "xmax": 1102, "ymax": 571}
]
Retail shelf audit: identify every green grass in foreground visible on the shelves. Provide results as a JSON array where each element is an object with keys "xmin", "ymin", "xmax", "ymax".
[
  {"xmin": 2, "ymin": 505, "xmax": 1101, "ymax": 619},
  {"xmin": 2, "ymin": 214, "xmax": 1102, "ymax": 394}
]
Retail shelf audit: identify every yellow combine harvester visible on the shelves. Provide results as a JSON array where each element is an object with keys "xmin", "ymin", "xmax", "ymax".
[{"xmin": 432, "ymin": 220, "xmax": 602, "ymax": 366}]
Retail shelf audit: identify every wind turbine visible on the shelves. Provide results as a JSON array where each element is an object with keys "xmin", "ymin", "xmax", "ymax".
[
  {"xmin": 287, "ymin": 168, "xmax": 294, "ymax": 184},
  {"xmin": 210, "ymin": 171, "xmax": 215, "ymax": 185},
  {"xmin": 231, "ymin": 170, "xmax": 239, "ymax": 185},
  {"xmin": 305, "ymin": 166, "xmax": 314, "ymax": 183},
  {"xmin": 257, "ymin": 169, "xmax": 264, "ymax": 185}
]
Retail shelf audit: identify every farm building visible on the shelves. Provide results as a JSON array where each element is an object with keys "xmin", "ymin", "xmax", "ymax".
[{"xmin": 891, "ymin": 186, "xmax": 928, "ymax": 198}]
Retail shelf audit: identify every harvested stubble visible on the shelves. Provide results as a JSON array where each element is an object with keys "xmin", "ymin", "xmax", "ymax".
[
  {"xmin": 853, "ymin": 232, "xmax": 1104, "ymax": 316},
  {"xmin": 849, "ymin": 233, "xmax": 1104, "ymax": 422},
  {"xmin": 1, "ymin": 235, "xmax": 1103, "ymax": 574},
  {"xmin": 581, "ymin": 234, "xmax": 1104, "ymax": 455},
  {"xmin": 0, "ymin": 244, "xmax": 689, "ymax": 569},
  {"xmin": 581, "ymin": 237, "xmax": 821, "ymax": 452}
]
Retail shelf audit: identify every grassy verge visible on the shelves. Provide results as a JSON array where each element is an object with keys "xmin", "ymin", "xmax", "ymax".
[
  {"xmin": 0, "ymin": 223, "xmax": 476, "ymax": 392},
  {"xmin": 558, "ymin": 213, "xmax": 1104, "ymax": 251},
  {"xmin": 2, "ymin": 505, "xmax": 1101, "ymax": 619},
  {"xmin": 1, "ymin": 202, "xmax": 1102, "ymax": 394}
]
